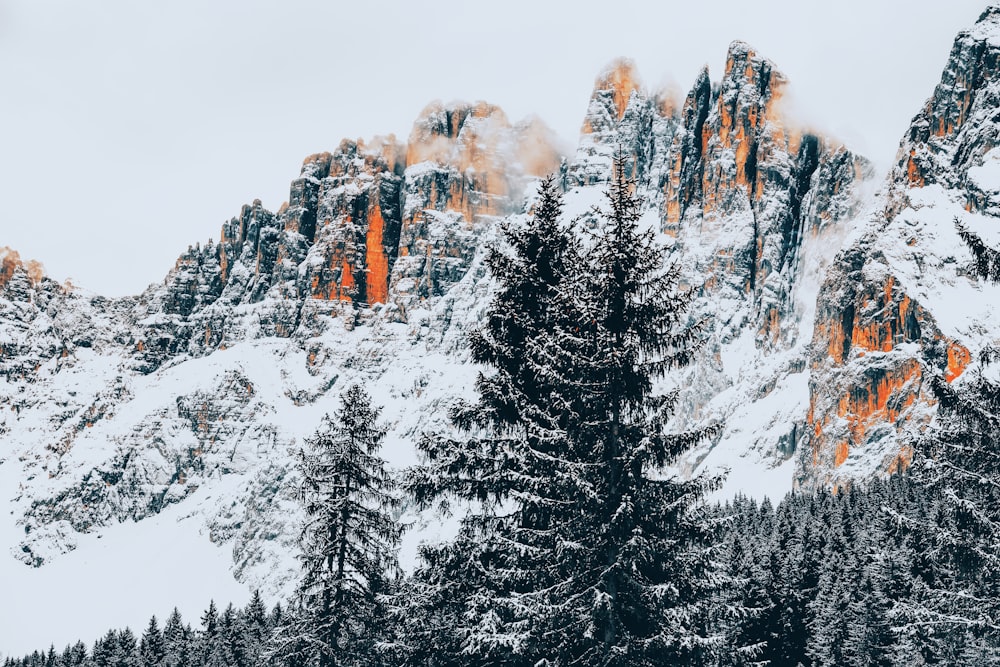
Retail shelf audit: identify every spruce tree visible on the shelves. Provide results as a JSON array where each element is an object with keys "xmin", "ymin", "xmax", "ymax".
[
  {"xmin": 67, "ymin": 642, "xmax": 87, "ymax": 667},
  {"xmin": 93, "ymin": 630, "xmax": 117, "ymax": 667},
  {"xmin": 112, "ymin": 628, "xmax": 140, "ymax": 667},
  {"xmin": 891, "ymin": 219, "xmax": 1000, "ymax": 656},
  {"xmin": 405, "ymin": 174, "xmax": 587, "ymax": 662},
  {"xmin": 549, "ymin": 156, "xmax": 722, "ymax": 666},
  {"xmin": 139, "ymin": 616, "xmax": 165, "ymax": 667},
  {"xmin": 408, "ymin": 161, "xmax": 723, "ymax": 665},
  {"xmin": 162, "ymin": 609, "xmax": 191, "ymax": 667},
  {"xmin": 238, "ymin": 591, "xmax": 271, "ymax": 667},
  {"xmin": 276, "ymin": 384, "xmax": 402, "ymax": 667}
]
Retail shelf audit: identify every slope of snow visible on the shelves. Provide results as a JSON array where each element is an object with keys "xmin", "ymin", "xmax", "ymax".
[
  {"xmin": 967, "ymin": 147, "xmax": 1000, "ymax": 192},
  {"xmin": 0, "ymin": 456, "xmax": 249, "ymax": 656}
]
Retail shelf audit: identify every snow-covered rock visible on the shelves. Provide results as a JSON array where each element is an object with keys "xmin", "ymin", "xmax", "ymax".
[{"xmin": 801, "ymin": 6, "xmax": 1000, "ymax": 488}]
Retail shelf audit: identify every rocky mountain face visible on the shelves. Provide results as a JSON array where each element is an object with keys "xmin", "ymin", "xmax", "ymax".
[
  {"xmin": 4, "ymin": 11, "xmax": 996, "ymax": 605},
  {"xmin": 802, "ymin": 6, "xmax": 1000, "ymax": 487}
]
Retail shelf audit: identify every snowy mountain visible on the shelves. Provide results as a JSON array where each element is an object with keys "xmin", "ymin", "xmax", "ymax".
[
  {"xmin": 802, "ymin": 6, "xmax": 1000, "ymax": 488},
  {"xmin": 4, "ymin": 9, "xmax": 1000, "ymax": 652}
]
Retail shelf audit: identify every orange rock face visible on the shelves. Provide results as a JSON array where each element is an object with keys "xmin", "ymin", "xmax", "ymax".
[
  {"xmin": 699, "ymin": 44, "xmax": 790, "ymax": 220},
  {"xmin": 601, "ymin": 59, "xmax": 641, "ymax": 121},
  {"xmin": 365, "ymin": 204, "xmax": 389, "ymax": 304},
  {"xmin": 945, "ymin": 342, "xmax": 971, "ymax": 382},
  {"xmin": 905, "ymin": 149, "xmax": 925, "ymax": 187},
  {"xmin": 809, "ymin": 270, "xmax": 976, "ymax": 476},
  {"xmin": 393, "ymin": 99, "xmax": 550, "ymax": 298},
  {"xmin": 809, "ymin": 358, "xmax": 924, "ymax": 470},
  {"xmin": 0, "ymin": 247, "xmax": 44, "ymax": 289},
  {"xmin": 840, "ymin": 360, "xmax": 922, "ymax": 458},
  {"xmin": 289, "ymin": 137, "xmax": 405, "ymax": 307}
]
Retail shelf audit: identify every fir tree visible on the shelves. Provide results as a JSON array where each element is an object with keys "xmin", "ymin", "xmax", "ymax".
[
  {"xmin": 408, "ymin": 160, "xmax": 723, "ymax": 665},
  {"xmin": 162, "ymin": 609, "xmax": 191, "ymax": 667},
  {"xmin": 238, "ymin": 591, "xmax": 271, "ymax": 667},
  {"xmin": 216, "ymin": 604, "xmax": 240, "ymax": 667},
  {"xmin": 111, "ymin": 628, "xmax": 140, "ymax": 667},
  {"xmin": 549, "ymin": 156, "xmax": 723, "ymax": 666},
  {"xmin": 93, "ymin": 630, "xmax": 117, "ymax": 667},
  {"xmin": 66, "ymin": 643, "xmax": 87, "ymax": 667},
  {"xmin": 276, "ymin": 384, "xmax": 402, "ymax": 667},
  {"xmin": 139, "ymin": 617, "xmax": 165, "ymax": 667},
  {"xmin": 889, "ymin": 219, "xmax": 1000, "ymax": 658},
  {"xmin": 195, "ymin": 601, "xmax": 230, "ymax": 667},
  {"xmin": 405, "ymin": 173, "xmax": 588, "ymax": 663}
]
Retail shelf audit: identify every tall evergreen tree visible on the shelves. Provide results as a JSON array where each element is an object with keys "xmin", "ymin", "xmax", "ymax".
[
  {"xmin": 405, "ymin": 174, "xmax": 588, "ymax": 663},
  {"xmin": 238, "ymin": 591, "xmax": 271, "ymax": 667},
  {"xmin": 162, "ymin": 609, "xmax": 191, "ymax": 667},
  {"xmin": 92, "ymin": 630, "xmax": 117, "ymax": 667},
  {"xmin": 139, "ymin": 616, "xmax": 165, "ymax": 667},
  {"xmin": 195, "ymin": 601, "xmax": 230, "ymax": 667},
  {"xmin": 111, "ymin": 628, "xmax": 140, "ymax": 667},
  {"xmin": 276, "ymin": 384, "xmax": 402, "ymax": 667},
  {"xmin": 890, "ymin": 218, "xmax": 1000, "ymax": 658},
  {"xmin": 545, "ymin": 157, "xmax": 723, "ymax": 666},
  {"xmin": 408, "ymin": 161, "xmax": 724, "ymax": 665}
]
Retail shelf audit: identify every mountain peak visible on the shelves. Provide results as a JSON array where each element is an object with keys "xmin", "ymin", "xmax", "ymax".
[
  {"xmin": 973, "ymin": 4, "xmax": 1000, "ymax": 39},
  {"xmin": 406, "ymin": 100, "xmax": 511, "ymax": 168},
  {"xmin": 590, "ymin": 58, "xmax": 642, "ymax": 122},
  {"xmin": 0, "ymin": 246, "xmax": 44, "ymax": 291},
  {"xmin": 722, "ymin": 39, "xmax": 786, "ymax": 97},
  {"xmin": 895, "ymin": 3, "xmax": 1000, "ymax": 193}
]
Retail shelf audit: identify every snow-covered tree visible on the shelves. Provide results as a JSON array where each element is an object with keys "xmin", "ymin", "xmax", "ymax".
[
  {"xmin": 543, "ymin": 156, "xmax": 723, "ymax": 666},
  {"xmin": 162, "ymin": 608, "xmax": 192, "ymax": 667},
  {"xmin": 111, "ymin": 628, "xmax": 140, "ymax": 667},
  {"xmin": 139, "ymin": 616, "xmax": 166, "ymax": 667},
  {"xmin": 404, "ymin": 173, "xmax": 589, "ymax": 661},
  {"xmin": 237, "ymin": 590, "xmax": 272, "ymax": 667},
  {"xmin": 277, "ymin": 384, "xmax": 402, "ymax": 667},
  {"xmin": 886, "ymin": 219, "xmax": 1000, "ymax": 659},
  {"xmin": 408, "ymin": 160, "xmax": 724, "ymax": 665}
]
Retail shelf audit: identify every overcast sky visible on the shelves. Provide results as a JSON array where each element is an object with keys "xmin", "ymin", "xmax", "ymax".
[{"xmin": 0, "ymin": 1, "xmax": 991, "ymax": 296}]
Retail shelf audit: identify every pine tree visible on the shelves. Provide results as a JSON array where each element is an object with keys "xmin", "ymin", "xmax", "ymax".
[
  {"xmin": 408, "ymin": 160, "xmax": 723, "ymax": 665},
  {"xmin": 139, "ymin": 617, "xmax": 165, "ymax": 667},
  {"xmin": 405, "ymin": 174, "xmax": 588, "ymax": 662},
  {"xmin": 238, "ymin": 591, "xmax": 271, "ymax": 667},
  {"xmin": 93, "ymin": 630, "xmax": 117, "ymax": 667},
  {"xmin": 897, "ymin": 364, "xmax": 1000, "ymax": 658},
  {"xmin": 276, "ymin": 384, "xmax": 402, "ymax": 667},
  {"xmin": 162, "ymin": 609, "xmax": 191, "ymax": 667},
  {"xmin": 111, "ymin": 628, "xmax": 140, "ymax": 667},
  {"xmin": 217, "ymin": 605, "xmax": 240, "ymax": 667},
  {"xmin": 66, "ymin": 642, "xmax": 87, "ymax": 667},
  {"xmin": 554, "ymin": 156, "xmax": 722, "ymax": 666},
  {"xmin": 195, "ymin": 601, "xmax": 229, "ymax": 667},
  {"xmin": 890, "ymin": 219, "xmax": 1000, "ymax": 657}
]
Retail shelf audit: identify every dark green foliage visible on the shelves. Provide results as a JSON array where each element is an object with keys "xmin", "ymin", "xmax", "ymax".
[
  {"xmin": 956, "ymin": 217, "xmax": 1000, "ymax": 282},
  {"xmin": 7, "ymin": 597, "xmax": 285, "ymax": 667}
]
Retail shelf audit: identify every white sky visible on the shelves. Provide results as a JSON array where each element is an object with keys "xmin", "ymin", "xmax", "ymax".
[{"xmin": 0, "ymin": 1, "xmax": 990, "ymax": 296}]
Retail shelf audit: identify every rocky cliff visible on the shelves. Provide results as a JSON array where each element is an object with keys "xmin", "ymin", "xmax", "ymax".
[{"xmin": 801, "ymin": 6, "xmax": 1000, "ymax": 487}]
